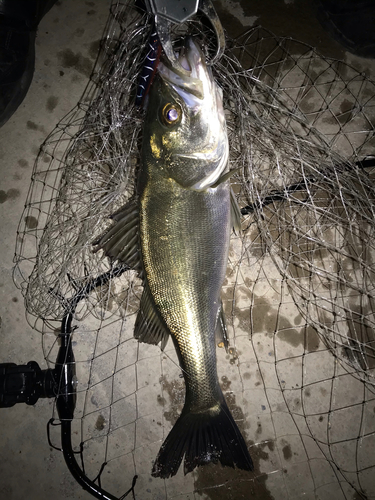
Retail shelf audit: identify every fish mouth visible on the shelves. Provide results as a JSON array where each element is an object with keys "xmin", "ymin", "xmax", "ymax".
[{"xmin": 158, "ymin": 37, "xmax": 206, "ymax": 102}]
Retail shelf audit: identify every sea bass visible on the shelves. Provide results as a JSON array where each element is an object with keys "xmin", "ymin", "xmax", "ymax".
[{"xmin": 95, "ymin": 37, "xmax": 253, "ymax": 478}]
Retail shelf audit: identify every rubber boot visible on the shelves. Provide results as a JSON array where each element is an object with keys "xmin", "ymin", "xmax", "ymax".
[{"xmin": 0, "ymin": 0, "xmax": 57, "ymax": 127}]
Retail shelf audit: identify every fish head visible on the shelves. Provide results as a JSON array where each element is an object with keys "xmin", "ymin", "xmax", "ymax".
[{"xmin": 142, "ymin": 37, "xmax": 228, "ymax": 190}]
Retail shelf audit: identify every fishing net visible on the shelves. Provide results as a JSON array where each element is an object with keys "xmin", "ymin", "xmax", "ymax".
[{"xmin": 13, "ymin": 1, "xmax": 375, "ymax": 498}]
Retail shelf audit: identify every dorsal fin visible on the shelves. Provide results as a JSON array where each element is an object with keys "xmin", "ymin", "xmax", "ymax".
[
  {"xmin": 134, "ymin": 282, "xmax": 170, "ymax": 350},
  {"xmin": 93, "ymin": 199, "xmax": 142, "ymax": 271}
]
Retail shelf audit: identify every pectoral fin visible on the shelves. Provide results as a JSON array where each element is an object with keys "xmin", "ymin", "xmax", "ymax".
[
  {"xmin": 208, "ymin": 168, "xmax": 242, "ymax": 233},
  {"xmin": 134, "ymin": 282, "xmax": 170, "ymax": 350},
  {"xmin": 211, "ymin": 167, "xmax": 241, "ymax": 188},
  {"xmin": 93, "ymin": 199, "xmax": 142, "ymax": 271}
]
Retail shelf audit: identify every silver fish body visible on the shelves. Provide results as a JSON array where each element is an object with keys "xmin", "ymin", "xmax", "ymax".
[
  {"xmin": 140, "ymin": 170, "xmax": 230, "ymax": 411},
  {"xmin": 95, "ymin": 37, "xmax": 252, "ymax": 478}
]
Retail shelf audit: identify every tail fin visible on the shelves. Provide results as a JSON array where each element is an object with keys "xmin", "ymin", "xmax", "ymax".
[{"xmin": 151, "ymin": 402, "xmax": 253, "ymax": 478}]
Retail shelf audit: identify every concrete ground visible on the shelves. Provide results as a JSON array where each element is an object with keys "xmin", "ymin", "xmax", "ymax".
[{"xmin": 1, "ymin": 1, "xmax": 374, "ymax": 499}]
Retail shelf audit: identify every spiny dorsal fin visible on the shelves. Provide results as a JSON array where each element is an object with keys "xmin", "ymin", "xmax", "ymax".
[
  {"xmin": 134, "ymin": 282, "xmax": 170, "ymax": 350},
  {"xmin": 93, "ymin": 198, "xmax": 142, "ymax": 271}
]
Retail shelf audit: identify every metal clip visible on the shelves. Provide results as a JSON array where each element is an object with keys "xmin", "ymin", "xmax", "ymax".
[{"xmin": 144, "ymin": 0, "xmax": 225, "ymax": 75}]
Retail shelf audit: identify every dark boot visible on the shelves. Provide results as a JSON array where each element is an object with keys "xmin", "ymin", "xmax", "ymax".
[
  {"xmin": 0, "ymin": 0, "xmax": 57, "ymax": 127},
  {"xmin": 316, "ymin": 0, "xmax": 375, "ymax": 58}
]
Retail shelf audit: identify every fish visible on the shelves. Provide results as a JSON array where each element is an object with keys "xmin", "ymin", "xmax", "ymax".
[{"xmin": 94, "ymin": 37, "xmax": 253, "ymax": 478}]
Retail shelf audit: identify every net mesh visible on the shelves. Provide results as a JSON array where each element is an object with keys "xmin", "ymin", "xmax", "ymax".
[{"xmin": 13, "ymin": 1, "xmax": 375, "ymax": 498}]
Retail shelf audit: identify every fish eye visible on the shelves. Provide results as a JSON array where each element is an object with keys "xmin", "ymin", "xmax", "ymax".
[{"xmin": 161, "ymin": 103, "xmax": 181, "ymax": 126}]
